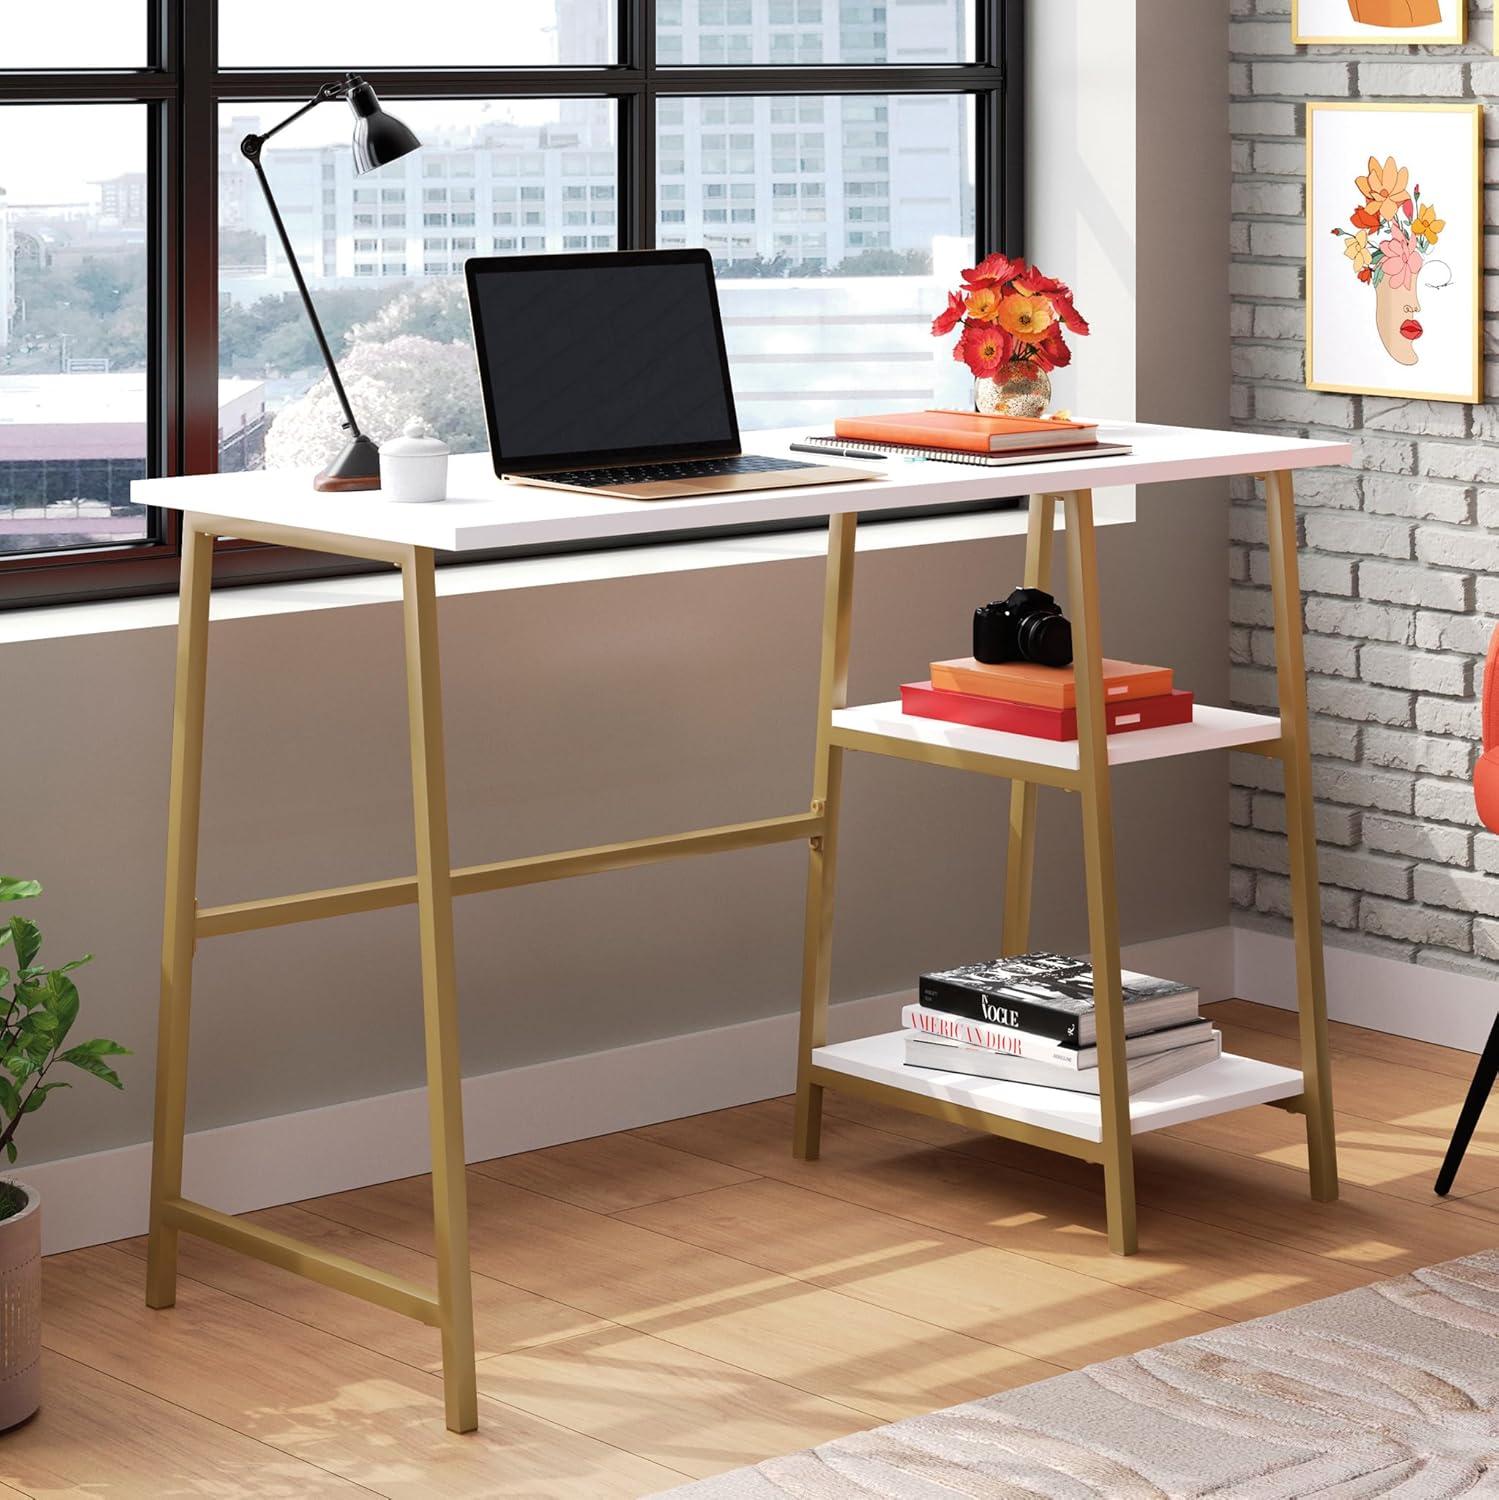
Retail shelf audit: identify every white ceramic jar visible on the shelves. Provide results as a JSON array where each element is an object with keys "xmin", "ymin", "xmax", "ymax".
[{"xmin": 380, "ymin": 419, "xmax": 449, "ymax": 503}]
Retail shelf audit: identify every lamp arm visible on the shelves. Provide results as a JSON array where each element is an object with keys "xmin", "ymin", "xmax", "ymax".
[
  {"xmin": 241, "ymin": 101, "xmax": 363, "ymax": 439},
  {"xmin": 243, "ymin": 80, "xmax": 347, "ymax": 155}
]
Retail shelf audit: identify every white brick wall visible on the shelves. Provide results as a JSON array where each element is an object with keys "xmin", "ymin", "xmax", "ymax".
[{"xmin": 1230, "ymin": 0, "xmax": 1498, "ymax": 973}]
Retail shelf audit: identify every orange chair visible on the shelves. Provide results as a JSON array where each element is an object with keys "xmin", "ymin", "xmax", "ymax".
[{"xmin": 1435, "ymin": 625, "xmax": 1499, "ymax": 1194}]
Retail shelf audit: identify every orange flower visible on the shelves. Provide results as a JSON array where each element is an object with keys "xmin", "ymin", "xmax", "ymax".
[
  {"xmin": 1354, "ymin": 156, "xmax": 1410, "ymax": 222},
  {"xmin": 961, "ymin": 252, "xmax": 1025, "ymax": 291},
  {"xmin": 996, "ymin": 293, "xmax": 1055, "ymax": 344},
  {"xmin": 959, "ymin": 321, "xmax": 1014, "ymax": 376},
  {"xmin": 964, "ymin": 287, "xmax": 1001, "ymax": 322},
  {"xmin": 1350, "ymin": 204, "xmax": 1381, "ymax": 232}
]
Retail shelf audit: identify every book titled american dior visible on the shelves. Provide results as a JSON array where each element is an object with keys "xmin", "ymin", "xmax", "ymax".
[{"xmin": 906, "ymin": 952, "xmax": 1215, "ymax": 1095}]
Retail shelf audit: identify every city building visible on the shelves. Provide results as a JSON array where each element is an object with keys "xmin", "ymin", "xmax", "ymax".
[
  {"xmin": 0, "ymin": 186, "xmax": 11, "ymax": 349},
  {"xmin": 93, "ymin": 171, "xmax": 148, "ymax": 228}
]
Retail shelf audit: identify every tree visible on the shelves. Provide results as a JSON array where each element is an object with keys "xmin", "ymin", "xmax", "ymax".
[{"xmin": 264, "ymin": 333, "xmax": 486, "ymax": 468}]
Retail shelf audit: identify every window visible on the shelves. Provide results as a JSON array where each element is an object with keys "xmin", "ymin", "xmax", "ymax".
[{"xmin": 1, "ymin": 2, "xmax": 1016, "ymax": 605}]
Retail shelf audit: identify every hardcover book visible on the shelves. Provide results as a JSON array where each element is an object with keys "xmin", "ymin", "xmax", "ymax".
[
  {"xmin": 928, "ymin": 658, "xmax": 1173, "ymax": 710},
  {"xmin": 833, "ymin": 410, "xmax": 1099, "ymax": 455},
  {"xmin": 903, "ymin": 1032, "xmax": 1222, "ymax": 1095},
  {"xmin": 899, "ymin": 1003, "xmax": 1217, "ymax": 1068},
  {"xmin": 900, "ymin": 682, "xmax": 1194, "ymax": 741},
  {"xmin": 918, "ymin": 953, "xmax": 1200, "ymax": 1047}
]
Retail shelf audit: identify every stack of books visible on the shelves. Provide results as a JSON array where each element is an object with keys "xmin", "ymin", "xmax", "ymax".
[
  {"xmin": 799, "ymin": 411, "xmax": 1133, "ymax": 469},
  {"xmin": 901, "ymin": 657, "xmax": 1193, "ymax": 742},
  {"xmin": 903, "ymin": 953, "xmax": 1220, "ymax": 1094}
]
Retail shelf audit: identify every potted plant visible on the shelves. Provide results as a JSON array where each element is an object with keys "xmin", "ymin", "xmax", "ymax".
[
  {"xmin": 0, "ymin": 875, "xmax": 128, "ymax": 1430},
  {"xmin": 931, "ymin": 253, "xmax": 1090, "ymax": 418}
]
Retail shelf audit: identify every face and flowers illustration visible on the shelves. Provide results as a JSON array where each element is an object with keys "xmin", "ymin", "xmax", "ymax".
[{"xmin": 1331, "ymin": 155, "xmax": 1449, "ymax": 367}]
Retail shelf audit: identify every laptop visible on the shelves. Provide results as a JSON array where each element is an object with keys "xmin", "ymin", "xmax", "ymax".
[{"xmin": 465, "ymin": 248, "xmax": 879, "ymax": 501}]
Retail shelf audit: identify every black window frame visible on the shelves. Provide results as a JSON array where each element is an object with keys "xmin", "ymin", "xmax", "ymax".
[{"xmin": 0, "ymin": 0, "xmax": 1023, "ymax": 610}]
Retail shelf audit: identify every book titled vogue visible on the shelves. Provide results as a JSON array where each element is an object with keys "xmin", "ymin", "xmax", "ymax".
[
  {"xmin": 918, "ymin": 953, "xmax": 1200, "ymax": 1047},
  {"xmin": 899, "ymin": 1002, "xmax": 1216, "ymax": 1069},
  {"xmin": 903, "ymin": 1032, "xmax": 1223, "ymax": 1095}
]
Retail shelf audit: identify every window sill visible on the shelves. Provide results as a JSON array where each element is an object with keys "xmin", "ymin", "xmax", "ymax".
[{"xmin": 0, "ymin": 502, "xmax": 1134, "ymax": 647}]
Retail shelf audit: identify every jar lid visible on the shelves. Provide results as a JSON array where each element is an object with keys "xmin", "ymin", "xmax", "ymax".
[{"xmin": 383, "ymin": 418, "xmax": 449, "ymax": 457}]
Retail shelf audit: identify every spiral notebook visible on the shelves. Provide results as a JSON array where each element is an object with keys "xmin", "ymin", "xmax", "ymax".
[{"xmin": 794, "ymin": 435, "xmax": 1133, "ymax": 468}]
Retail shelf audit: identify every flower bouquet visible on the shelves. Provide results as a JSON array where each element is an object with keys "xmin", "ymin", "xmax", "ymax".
[{"xmin": 931, "ymin": 254, "xmax": 1089, "ymax": 417}]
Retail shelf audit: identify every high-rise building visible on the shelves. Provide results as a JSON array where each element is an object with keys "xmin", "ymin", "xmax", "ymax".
[{"xmin": 0, "ymin": 187, "xmax": 11, "ymax": 350}]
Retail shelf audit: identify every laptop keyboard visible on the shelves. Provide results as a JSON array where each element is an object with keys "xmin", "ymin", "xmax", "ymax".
[{"xmin": 541, "ymin": 454, "xmax": 819, "ymax": 488}]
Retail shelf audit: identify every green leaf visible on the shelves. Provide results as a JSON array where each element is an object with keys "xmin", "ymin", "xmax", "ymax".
[
  {"xmin": 22, "ymin": 1081, "xmax": 68, "ymax": 1113},
  {"xmin": 0, "ymin": 1078, "xmax": 18, "ymax": 1119},
  {"xmin": 4, "ymin": 1144, "xmax": 14, "ymax": 1165},
  {"xmin": 42, "ymin": 974, "xmax": 79, "ymax": 1045},
  {"xmin": 8, "ymin": 918, "xmax": 39, "ymax": 970},
  {"xmin": 60, "ymin": 1048, "xmax": 123, "ymax": 1088},
  {"xmin": 0, "ymin": 879, "xmax": 41, "ymax": 903},
  {"xmin": 53, "ymin": 955, "xmax": 92, "ymax": 975},
  {"xmin": 4, "ymin": 1055, "xmax": 36, "ymax": 1084},
  {"xmin": 62, "ymin": 1038, "xmax": 129, "ymax": 1058}
]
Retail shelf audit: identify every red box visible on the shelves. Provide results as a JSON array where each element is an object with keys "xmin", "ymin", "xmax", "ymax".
[{"xmin": 900, "ymin": 682, "xmax": 1194, "ymax": 741}]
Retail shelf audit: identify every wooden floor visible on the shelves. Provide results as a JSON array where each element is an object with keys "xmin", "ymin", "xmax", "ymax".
[{"xmin": 8, "ymin": 1000, "xmax": 1499, "ymax": 1498}]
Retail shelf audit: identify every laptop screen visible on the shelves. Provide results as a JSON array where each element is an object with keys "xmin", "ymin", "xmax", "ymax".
[{"xmin": 467, "ymin": 249, "xmax": 742, "ymax": 474}]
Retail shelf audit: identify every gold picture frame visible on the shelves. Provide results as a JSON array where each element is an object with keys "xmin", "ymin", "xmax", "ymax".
[
  {"xmin": 1306, "ymin": 102, "xmax": 1482, "ymax": 406},
  {"xmin": 1292, "ymin": 0, "xmax": 1465, "ymax": 45}
]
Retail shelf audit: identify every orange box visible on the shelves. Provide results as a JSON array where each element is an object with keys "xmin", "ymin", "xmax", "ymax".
[{"xmin": 928, "ymin": 657, "xmax": 1174, "ymax": 710}]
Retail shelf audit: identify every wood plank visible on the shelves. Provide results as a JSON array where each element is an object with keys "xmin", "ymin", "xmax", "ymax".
[
  {"xmin": 0, "ymin": 1348, "xmax": 363, "ymax": 1497},
  {"xmin": 40, "ymin": 1245, "xmax": 685, "ymax": 1498},
  {"xmin": 114, "ymin": 1202, "xmax": 609, "ymax": 1371},
  {"xmin": 304, "ymin": 1168, "xmax": 1062, "ymax": 1422},
  {"xmin": 621, "ymin": 1176, "xmax": 1230, "ymax": 1369},
  {"xmin": 471, "ymin": 1132, "xmax": 757, "ymax": 1214},
  {"xmin": 475, "ymin": 1325, "xmax": 875, "ymax": 1479},
  {"xmin": 632, "ymin": 1100, "xmax": 1381, "ymax": 1320},
  {"xmin": 1207, "ymin": 999, "xmax": 1481, "ymax": 1083}
]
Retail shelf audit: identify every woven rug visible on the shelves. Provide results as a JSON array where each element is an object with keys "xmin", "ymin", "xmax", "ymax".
[{"xmin": 657, "ymin": 1249, "xmax": 1499, "ymax": 1498}]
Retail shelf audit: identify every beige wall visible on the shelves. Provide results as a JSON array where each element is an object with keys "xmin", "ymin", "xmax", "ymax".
[{"xmin": 7, "ymin": 5, "xmax": 1234, "ymax": 1168}]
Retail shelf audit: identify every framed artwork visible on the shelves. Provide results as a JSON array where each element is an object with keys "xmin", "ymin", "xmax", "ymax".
[
  {"xmin": 1306, "ymin": 102, "xmax": 1482, "ymax": 406},
  {"xmin": 1292, "ymin": 0, "xmax": 1465, "ymax": 44}
]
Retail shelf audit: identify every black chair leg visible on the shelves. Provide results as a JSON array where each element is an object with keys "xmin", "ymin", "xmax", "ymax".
[{"xmin": 1436, "ymin": 1012, "xmax": 1499, "ymax": 1196}]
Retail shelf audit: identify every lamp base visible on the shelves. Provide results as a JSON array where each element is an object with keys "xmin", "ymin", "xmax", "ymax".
[{"xmin": 314, "ymin": 433, "xmax": 382, "ymax": 493}]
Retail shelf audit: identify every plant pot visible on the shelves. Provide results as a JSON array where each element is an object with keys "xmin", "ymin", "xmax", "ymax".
[
  {"xmin": 975, "ymin": 360, "xmax": 1052, "ymax": 419},
  {"xmin": 0, "ymin": 1180, "xmax": 40, "ymax": 1431}
]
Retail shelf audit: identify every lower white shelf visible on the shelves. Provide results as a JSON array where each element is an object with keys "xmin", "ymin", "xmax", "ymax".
[
  {"xmin": 812, "ymin": 1031, "xmax": 1304, "ymax": 1144},
  {"xmin": 830, "ymin": 702, "xmax": 1282, "ymax": 772}
]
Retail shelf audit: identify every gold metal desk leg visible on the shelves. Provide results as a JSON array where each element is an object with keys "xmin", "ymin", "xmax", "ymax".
[
  {"xmin": 1002, "ymin": 494, "xmax": 1057, "ymax": 955},
  {"xmin": 1063, "ymin": 490, "xmax": 1138, "ymax": 1257},
  {"xmin": 794, "ymin": 512, "xmax": 858, "ymax": 1161},
  {"xmin": 1265, "ymin": 471, "xmax": 1339, "ymax": 1203},
  {"xmin": 147, "ymin": 520, "xmax": 215, "ymax": 1308},
  {"xmin": 401, "ymin": 546, "xmax": 479, "ymax": 1433}
]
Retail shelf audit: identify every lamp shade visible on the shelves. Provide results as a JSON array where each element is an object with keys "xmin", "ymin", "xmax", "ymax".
[{"xmin": 345, "ymin": 75, "xmax": 421, "ymax": 174}]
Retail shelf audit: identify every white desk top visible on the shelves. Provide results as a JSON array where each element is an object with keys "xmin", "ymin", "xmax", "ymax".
[{"xmin": 132, "ymin": 423, "xmax": 1352, "ymax": 554}]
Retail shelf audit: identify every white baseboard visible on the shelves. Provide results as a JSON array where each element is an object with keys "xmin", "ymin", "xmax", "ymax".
[
  {"xmin": 34, "ymin": 922, "xmax": 1481, "ymax": 1258},
  {"xmin": 17, "ymin": 929, "xmax": 1232, "ymax": 1255},
  {"xmin": 1231, "ymin": 924, "xmax": 1495, "ymax": 1055}
]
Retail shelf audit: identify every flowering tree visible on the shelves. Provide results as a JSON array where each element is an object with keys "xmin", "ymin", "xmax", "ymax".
[{"xmin": 264, "ymin": 279, "xmax": 488, "ymax": 468}]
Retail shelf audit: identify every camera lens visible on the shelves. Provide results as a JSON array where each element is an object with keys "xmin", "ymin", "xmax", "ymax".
[{"xmin": 1018, "ymin": 613, "xmax": 1073, "ymax": 668}]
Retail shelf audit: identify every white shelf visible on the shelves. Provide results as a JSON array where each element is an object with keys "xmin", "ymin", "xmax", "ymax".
[
  {"xmin": 830, "ymin": 702, "xmax": 1281, "ymax": 772},
  {"xmin": 813, "ymin": 1031, "xmax": 1304, "ymax": 1144}
]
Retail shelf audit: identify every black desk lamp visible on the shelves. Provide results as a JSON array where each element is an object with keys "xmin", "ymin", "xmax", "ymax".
[{"xmin": 241, "ymin": 75, "xmax": 421, "ymax": 492}]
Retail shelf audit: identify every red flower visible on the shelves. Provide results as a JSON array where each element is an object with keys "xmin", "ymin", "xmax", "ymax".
[
  {"xmin": 1030, "ymin": 324, "xmax": 1073, "ymax": 373},
  {"xmin": 1357, "ymin": 267, "xmax": 1372, "ymax": 283},
  {"xmin": 959, "ymin": 320, "xmax": 1014, "ymax": 376},
  {"xmin": 1350, "ymin": 205, "xmax": 1380, "ymax": 231},
  {"xmin": 1020, "ymin": 270, "xmax": 1090, "ymax": 337},
  {"xmin": 931, "ymin": 290, "xmax": 966, "ymax": 337},
  {"xmin": 961, "ymin": 252, "xmax": 1026, "ymax": 291}
]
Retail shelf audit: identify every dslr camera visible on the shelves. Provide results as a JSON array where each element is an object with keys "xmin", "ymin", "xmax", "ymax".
[{"xmin": 973, "ymin": 588, "xmax": 1074, "ymax": 669}]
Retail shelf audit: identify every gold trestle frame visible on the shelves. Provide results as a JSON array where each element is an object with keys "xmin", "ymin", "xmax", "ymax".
[
  {"xmin": 790, "ymin": 478, "xmax": 1338, "ymax": 1258},
  {"xmin": 147, "ymin": 479, "xmax": 1338, "ymax": 1428}
]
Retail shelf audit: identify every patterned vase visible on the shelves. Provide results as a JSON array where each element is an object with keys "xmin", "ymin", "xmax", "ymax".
[
  {"xmin": 0, "ymin": 1182, "xmax": 40, "ymax": 1431},
  {"xmin": 974, "ymin": 360, "xmax": 1051, "ymax": 419}
]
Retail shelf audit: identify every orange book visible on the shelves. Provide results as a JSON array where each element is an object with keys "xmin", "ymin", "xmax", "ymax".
[
  {"xmin": 834, "ymin": 410, "xmax": 1098, "ymax": 455},
  {"xmin": 928, "ymin": 657, "xmax": 1174, "ymax": 710}
]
